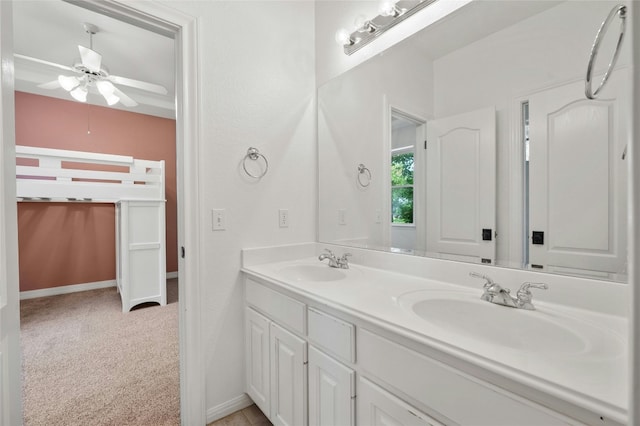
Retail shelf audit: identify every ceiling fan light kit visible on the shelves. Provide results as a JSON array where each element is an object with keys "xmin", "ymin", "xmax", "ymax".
[
  {"xmin": 57, "ymin": 75, "xmax": 79, "ymax": 91},
  {"xmin": 27, "ymin": 22, "xmax": 168, "ymax": 109},
  {"xmin": 70, "ymin": 86, "xmax": 87, "ymax": 102}
]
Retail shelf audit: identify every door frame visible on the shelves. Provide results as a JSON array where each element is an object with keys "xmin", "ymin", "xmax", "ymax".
[
  {"xmin": 1, "ymin": 1, "xmax": 22, "ymax": 423},
  {"xmin": 1, "ymin": 1, "xmax": 205, "ymax": 424},
  {"xmin": 382, "ymin": 100, "xmax": 427, "ymax": 251}
]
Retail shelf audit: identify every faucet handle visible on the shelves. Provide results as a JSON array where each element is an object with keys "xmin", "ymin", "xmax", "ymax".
[
  {"xmin": 469, "ymin": 272, "xmax": 495, "ymax": 289},
  {"xmin": 518, "ymin": 282, "xmax": 548, "ymax": 294},
  {"xmin": 516, "ymin": 282, "xmax": 548, "ymax": 307},
  {"xmin": 337, "ymin": 253, "xmax": 352, "ymax": 269}
]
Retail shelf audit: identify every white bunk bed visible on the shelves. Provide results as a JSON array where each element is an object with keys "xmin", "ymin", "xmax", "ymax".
[{"xmin": 16, "ymin": 145, "xmax": 167, "ymax": 312}]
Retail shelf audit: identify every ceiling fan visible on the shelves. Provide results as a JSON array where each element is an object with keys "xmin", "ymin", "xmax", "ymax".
[{"xmin": 16, "ymin": 23, "xmax": 168, "ymax": 108}]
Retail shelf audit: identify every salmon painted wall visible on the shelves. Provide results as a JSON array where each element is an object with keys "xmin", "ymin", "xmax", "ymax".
[{"xmin": 16, "ymin": 91, "xmax": 177, "ymax": 291}]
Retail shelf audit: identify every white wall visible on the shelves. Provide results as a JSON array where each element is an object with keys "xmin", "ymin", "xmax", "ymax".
[
  {"xmin": 159, "ymin": 0, "xmax": 316, "ymax": 418},
  {"xmin": 318, "ymin": 39, "xmax": 433, "ymax": 249}
]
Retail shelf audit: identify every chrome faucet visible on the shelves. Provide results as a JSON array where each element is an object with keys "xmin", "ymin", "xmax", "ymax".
[
  {"xmin": 469, "ymin": 272, "xmax": 548, "ymax": 310},
  {"xmin": 319, "ymin": 249, "xmax": 351, "ymax": 269}
]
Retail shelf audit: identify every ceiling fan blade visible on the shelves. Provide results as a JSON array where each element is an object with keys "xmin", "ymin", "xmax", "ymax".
[
  {"xmin": 14, "ymin": 54, "xmax": 74, "ymax": 72},
  {"xmin": 112, "ymin": 87, "xmax": 138, "ymax": 107},
  {"xmin": 38, "ymin": 80, "xmax": 61, "ymax": 90},
  {"xmin": 78, "ymin": 45, "xmax": 102, "ymax": 73},
  {"xmin": 108, "ymin": 74, "xmax": 168, "ymax": 95}
]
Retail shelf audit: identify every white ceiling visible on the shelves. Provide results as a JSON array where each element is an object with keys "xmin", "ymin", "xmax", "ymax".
[{"xmin": 13, "ymin": 0, "xmax": 175, "ymax": 119}]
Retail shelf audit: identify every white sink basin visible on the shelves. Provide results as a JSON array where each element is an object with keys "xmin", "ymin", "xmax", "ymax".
[
  {"xmin": 277, "ymin": 264, "xmax": 347, "ymax": 282},
  {"xmin": 397, "ymin": 290, "xmax": 623, "ymax": 357}
]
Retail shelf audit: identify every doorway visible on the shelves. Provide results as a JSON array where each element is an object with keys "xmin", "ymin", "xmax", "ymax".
[
  {"xmin": 0, "ymin": 1, "xmax": 202, "ymax": 424},
  {"xmin": 389, "ymin": 109, "xmax": 426, "ymax": 252}
]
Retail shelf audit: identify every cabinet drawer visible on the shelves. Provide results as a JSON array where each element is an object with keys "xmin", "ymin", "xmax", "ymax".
[
  {"xmin": 357, "ymin": 376, "xmax": 442, "ymax": 426},
  {"xmin": 246, "ymin": 278, "xmax": 306, "ymax": 335},
  {"xmin": 308, "ymin": 307, "xmax": 355, "ymax": 364},
  {"xmin": 358, "ymin": 328, "xmax": 572, "ymax": 426}
]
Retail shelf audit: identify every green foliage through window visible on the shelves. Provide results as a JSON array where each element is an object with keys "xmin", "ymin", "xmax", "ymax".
[
  {"xmin": 391, "ymin": 152, "xmax": 414, "ymax": 224},
  {"xmin": 391, "ymin": 153, "xmax": 414, "ymax": 186}
]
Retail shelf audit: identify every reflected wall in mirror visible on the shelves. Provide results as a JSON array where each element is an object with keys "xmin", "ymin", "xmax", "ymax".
[{"xmin": 318, "ymin": 0, "xmax": 631, "ymax": 282}]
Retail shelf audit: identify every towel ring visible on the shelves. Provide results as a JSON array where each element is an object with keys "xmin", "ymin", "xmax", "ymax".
[
  {"xmin": 585, "ymin": 4, "xmax": 626, "ymax": 100},
  {"xmin": 357, "ymin": 163, "xmax": 371, "ymax": 187},
  {"xmin": 243, "ymin": 147, "xmax": 269, "ymax": 178}
]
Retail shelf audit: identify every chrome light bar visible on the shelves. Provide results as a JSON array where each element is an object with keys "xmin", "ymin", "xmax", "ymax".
[{"xmin": 341, "ymin": 0, "xmax": 438, "ymax": 56}]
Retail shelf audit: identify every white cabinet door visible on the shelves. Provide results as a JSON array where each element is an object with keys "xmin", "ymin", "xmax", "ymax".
[
  {"xmin": 426, "ymin": 107, "xmax": 496, "ymax": 264},
  {"xmin": 308, "ymin": 346, "xmax": 355, "ymax": 426},
  {"xmin": 528, "ymin": 72, "xmax": 628, "ymax": 276},
  {"xmin": 357, "ymin": 377, "xmax": 441, "ymax": 426},
  {"xmin": 270, "ymin": 323, "xmax": 308, "ymax": 426},
  {"xmin": 245, "ymin": 308, "xmax": 271, "ymax": 418}
]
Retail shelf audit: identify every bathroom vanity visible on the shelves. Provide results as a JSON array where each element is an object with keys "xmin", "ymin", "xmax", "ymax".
[{"xmin": 242, "ymin": 243, "xmax": 627, "ymax": 426}]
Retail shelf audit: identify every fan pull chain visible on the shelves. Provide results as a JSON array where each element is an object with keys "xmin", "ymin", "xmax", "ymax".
[{"xmin": 87, "ymin": 103, "xmax": 91, "ymax": 135}]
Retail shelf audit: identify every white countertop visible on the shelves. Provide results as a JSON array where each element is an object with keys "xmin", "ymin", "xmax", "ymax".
[{"xmin": 242, "ymin": 252, "xmax": 628, "ymax": 424}]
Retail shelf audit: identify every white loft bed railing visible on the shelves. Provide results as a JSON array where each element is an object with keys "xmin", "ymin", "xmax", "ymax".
[
  {"xmin": 15, "ymin": 145, "xmax": 165, "ymax": 202},
  {"xmin": 16, "ymin": 145, "xmax": 168, "ymax": 312}
]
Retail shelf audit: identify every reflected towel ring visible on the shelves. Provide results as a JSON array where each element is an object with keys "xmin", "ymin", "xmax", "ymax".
[
  {"xmin": 585, "ymin": 4, "xmax": 626, "ymax": 100},
  {"xmin": 357, "ymin": 163, "xmax": 372, "ymax": 187},
  {"xmin": 243, "ymin": 147, "xmax": 269, "ymax": 178}
]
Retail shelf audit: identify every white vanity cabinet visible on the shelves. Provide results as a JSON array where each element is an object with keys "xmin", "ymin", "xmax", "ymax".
[
  {"xmin": 244, "ymin": 276, "xmax": 584, "ymax": 426},
  {"xmin": 245, "ymin": 279, "xmax": 308, "ymax": 426},
  {"xmin": 270, "ymin": 322, "xmax": 307, "ymax": 426},
  {"xmin": 245, "ymin": 307, "xmax": 271, "ymax": 417},
  {"xmin": 245, "ymin": 307, "xmax": 308, "ymax": 426},
  {"xmin": 358, "ymin": 376, "xmax": 441, "ymax": 426}
]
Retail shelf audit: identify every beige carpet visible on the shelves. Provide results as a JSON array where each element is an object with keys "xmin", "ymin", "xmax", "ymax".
[{"xmin": 20, "ymin": 279, "xmax": 180, "ymax": 425}]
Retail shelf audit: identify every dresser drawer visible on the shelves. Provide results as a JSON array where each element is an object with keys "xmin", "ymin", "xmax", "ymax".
[
  {"xmin": 245, "ymin": 278, "xmax": 306, "ymax": 335},
  {"xmin": 308, "ymin": 307, "xmax": 355, "ymax": 364},
  {"xmin": 358, "ymin": 328, "xmax": 573, "ymax": 426}
]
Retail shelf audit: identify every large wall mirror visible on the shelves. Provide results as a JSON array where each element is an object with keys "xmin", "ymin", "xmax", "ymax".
[{"xmin": 318, "ymin": 0, "xmax": 631, "ymax": 282}]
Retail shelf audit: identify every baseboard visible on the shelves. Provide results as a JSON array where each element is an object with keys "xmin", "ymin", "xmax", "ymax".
[
  {"xmin": 20, "ymin": 273, "xmax": 178, "ymax": 300},
  {"xmin": 20, "ymin": 279, "xmax": 116, "ymax": 300},
  {"xmin": 206, "ymin": 394, "xmax": 253, "ymax": 424}
]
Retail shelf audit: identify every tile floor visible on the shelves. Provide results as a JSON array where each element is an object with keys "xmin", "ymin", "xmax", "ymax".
[{"xmin": 207, "ymin": 404, "xmax": 271, "ymax": 426}]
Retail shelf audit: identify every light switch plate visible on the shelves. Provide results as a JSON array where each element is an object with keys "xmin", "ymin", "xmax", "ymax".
[
  {"xmin": 212, "ymin": 209, "xmax": 226, "ymax": 231},
  {"xmin": 279, "ymin": 209, "xmax": 289, "ymax": 228},
  {"xmin": 338, "ymin": 209, "xmax": 347, "ymax": 225}
]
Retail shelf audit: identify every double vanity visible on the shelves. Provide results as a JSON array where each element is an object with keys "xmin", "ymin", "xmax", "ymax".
[{"xmin": 242, "ymin": 243, "xmax": 627, "ymax": 426}]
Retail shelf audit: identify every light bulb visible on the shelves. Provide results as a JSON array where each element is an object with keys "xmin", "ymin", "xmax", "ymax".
[
  {"xmin": 58, "ymin": 75, "xmax": 79, "ymax": 91},
  {"xmin": 379, "ymin": 1, "xmax": 399, "ymax": 17},
  {"xmin": 334, "ymin": 28, "xmax": 353, "ymax": 46},
  {"xmin": 104, "ymin": 93, "xmax": 119, "ymax": 106},
  {"xmin": 353, "ymin": 15, "xmax": 367, "ymax": 30},
  {"xmin": 96, "ymin": 80, "xmax": 115, "ymax": 96},
  {"xmin": 70, "ymin": 86, "xmax": 87, "ymax": 102}
]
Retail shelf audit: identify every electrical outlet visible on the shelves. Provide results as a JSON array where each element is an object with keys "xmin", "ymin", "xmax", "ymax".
[
  {"xmin": 338, "ymin": 209, "xmax": 347, "ymax": 225},
  {"xmin": 279, "ymin": 209, "xmax": 289, "ymax": 228},
  {"xmin": 375, "ymin": 209, "xmax": 382, "ymax": 224},
  {"xmin": 212, "ymin": 209, "xmax": 226, "ymax": 231}
]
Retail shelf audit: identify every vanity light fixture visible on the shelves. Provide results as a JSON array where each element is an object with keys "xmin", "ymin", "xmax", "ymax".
[{"xmin": 336, "ymin": 0, "xmax": 437, "ymax": 55}]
